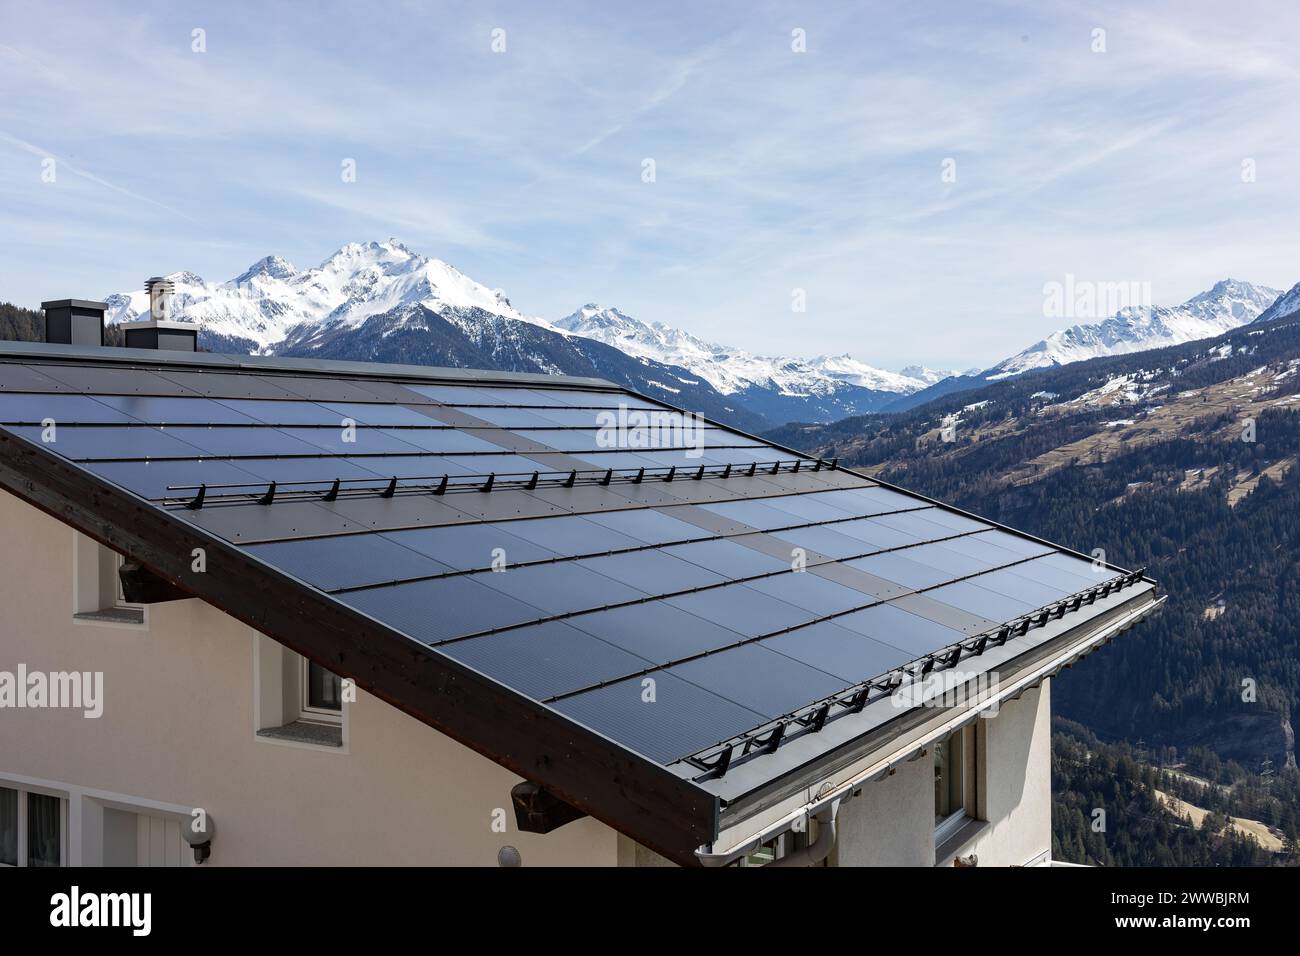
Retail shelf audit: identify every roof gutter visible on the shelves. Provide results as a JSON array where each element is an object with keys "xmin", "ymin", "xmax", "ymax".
[{"xmin": 694, "ymin": 591, "xmax": 1165, "ymax": 866}]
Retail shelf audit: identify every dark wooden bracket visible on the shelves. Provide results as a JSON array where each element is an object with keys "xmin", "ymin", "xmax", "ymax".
[
  {"xmin": 118, "ymin": 560, "xmax": 191, "ymax": 604},
  {"xmin": 511, "ymin": 782, "xmax": 589, "ymax": 834}
]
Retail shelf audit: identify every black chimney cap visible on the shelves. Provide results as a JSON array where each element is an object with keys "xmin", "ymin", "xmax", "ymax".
[
  {"xmin": 41, "ymin": 299, "xmax": 109, "ymax": 311},
  {"xmin": 43, "ymin": 299, "xmax": 108, "ymax": 347}
]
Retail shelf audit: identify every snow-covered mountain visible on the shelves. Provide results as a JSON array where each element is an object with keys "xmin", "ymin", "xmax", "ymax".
[
  {"xmin": 1253, "ymin": 281, "xmax": 1300, "ymax": 325},
  {"xmin": 899, "ymin": 364, "xmax": 974, "ymax": 386},
  {"xmin": 104, "ymin": 240, "xmax": 542, "ymax": 354},
  {"xmin": 101, "ymin": 239, "xmax": 952, "ymax": 425},
  {"xmin": 988, "ymin": 279, "xmax": 1281, "ymax": 379},
  {"xmin": 553, "ymin": 304, "xmax": 949, "ymax": 423}
]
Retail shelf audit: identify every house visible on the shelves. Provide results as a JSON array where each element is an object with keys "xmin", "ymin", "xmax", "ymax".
[{"xmin": 0, "ymin": 301, "xmax": 1162, "ymax": 867}]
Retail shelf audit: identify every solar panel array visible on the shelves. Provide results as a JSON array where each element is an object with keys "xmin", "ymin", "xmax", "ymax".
[{"xmin": 0, "ymin": 354, "xmax": 1139, "ymax": 775}]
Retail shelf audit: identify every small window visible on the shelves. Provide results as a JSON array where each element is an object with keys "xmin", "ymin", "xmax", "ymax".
[
  {"xmin": 253, "ymin": 631, "xmax": 346, "ymax": 749},
  {"xmin": 0, "ymin": 785, "xmax": 67, "ymax": 867},
  {"xmin": 301, "ymin": 659, "xmax": 343, "ymax": 720},
  {"xmin": 73, "ymin": 531, "xmax": 144, "ymax": 625},
  {"xmin": 934, "ymin": 725, "xmax": 977, "ymax": 843}
]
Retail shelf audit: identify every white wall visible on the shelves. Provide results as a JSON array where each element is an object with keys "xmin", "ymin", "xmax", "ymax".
[
  {"xmin": 0, "ymin": 490, "xmax": 619, "ymax": 866},
  {"xmin": 965, "ymin": 683, "xmax": 1052, "ymax": 867},
  {"xmin": 833, "ymin": 755, "xmax": 935, "ymax": 866}
]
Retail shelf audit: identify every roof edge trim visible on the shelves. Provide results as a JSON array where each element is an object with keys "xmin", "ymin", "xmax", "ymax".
[{"xmin": 0, "ymin": 340, "xmax": 617, "ymax": 390}]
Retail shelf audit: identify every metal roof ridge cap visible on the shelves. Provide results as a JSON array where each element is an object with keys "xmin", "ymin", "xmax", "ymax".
[
  {"xmin": 229, "ymin": 354, "xmax": 617, "ymax": 388},
  {"xmin": 0, "ymin": 340, "xmax": 618, "ymax": 389}
]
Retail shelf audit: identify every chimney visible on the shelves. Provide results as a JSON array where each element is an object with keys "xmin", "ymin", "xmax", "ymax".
[
  {"xmin": 41, "ymin": 299, "xmax": 107, "ymax": 346},
  {"xmin": 121, "ymin": 277, "xmax": 197, "ymax": 352}
]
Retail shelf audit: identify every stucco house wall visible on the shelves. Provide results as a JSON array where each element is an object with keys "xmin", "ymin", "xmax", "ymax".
[{"xmin": 965, "ymin": 684, "xmax": 1052, "ymax": 867}]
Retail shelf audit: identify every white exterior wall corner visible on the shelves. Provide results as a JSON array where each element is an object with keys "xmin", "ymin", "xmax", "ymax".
[
  {"xmin": 962, "ymin": 683, "xmax": 1053, "ymax": 867},
  {"xmin": 0, "ymin": 490, "xmax": 620, "ymax": 866}
]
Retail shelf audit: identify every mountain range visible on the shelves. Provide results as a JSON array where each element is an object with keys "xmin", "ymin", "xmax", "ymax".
[
  {"xmin": 553, "ymin": 304, "xmax": 964, "ymax": 424},
  {"xmin": 100, "ymin": 238, "xmax": 1299, "ymax": 428},
  {"xmin": 885, "ymin": 277, "xmax": 1292, "ymax": 413},
  {"xmin": 103, "ymin": 240, "xmax": 955, "ymax": 429},
  {"xmin": 989, "ymin": 278, "xmax": 1282, "ymax": 378}
]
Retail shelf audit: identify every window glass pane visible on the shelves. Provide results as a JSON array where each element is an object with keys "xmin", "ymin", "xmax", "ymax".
[
  {"xmin": 27, "ymin": 792, "xmax": 62, "ymax": 867},
  {"xmin": 307, "ymin": 662, "xmax": 342, "ymax": 711},
  {"xmin": 934, "ymin": 731, "xmax": 964, "ymax": 823},
  {"xmin": 0, "ymin": 787, "xmax": 16, "ymax": 865}
]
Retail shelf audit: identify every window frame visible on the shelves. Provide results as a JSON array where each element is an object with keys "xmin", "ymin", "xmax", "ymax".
[
  {"xmin": 0, "ymin": 783, "xmax": 68, "ymax": 868},
  {"xmin": 299, "ymin": 657, "xmax": 344, "ymax": 725},
  {"xmin": 110, "ymin": 550, "xmax": 144, "ymax": 612},
  {"xmin": 933, "ymin": 724, "xmax": 979, "ymax": 844}
]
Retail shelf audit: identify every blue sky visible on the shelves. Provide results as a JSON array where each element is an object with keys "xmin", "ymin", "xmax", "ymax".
[{"xmin": 2, "ymin": 0, "xmax": 1298, "ymax": 369}]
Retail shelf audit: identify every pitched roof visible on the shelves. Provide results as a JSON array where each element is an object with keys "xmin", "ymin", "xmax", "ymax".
[{"xmin": 0, "ymin": 341, "xmax": 1160, "ymax": 863}]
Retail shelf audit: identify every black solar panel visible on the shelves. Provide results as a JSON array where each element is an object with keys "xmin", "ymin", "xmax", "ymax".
[
  {"xmin": 552, "ymin": 671, "xmax": 767, "ymax": 766},
  {"xmin": 761, "ymin": 620, "xmax": 913, "ymax": 684},
  {"xmin": 475, "ymin": 561, "xmax": 645, "ymax": 615},
  {"xmin": 6, "ymin": 424, "xmax": 204, "ymax": 460},
  {"xmin": 443, "ymin": 620, "xmax": 652, "ymax": 700},
  {"xmin": 83, "ymin": 458, "xmax": 264, "ymax": 499},
  {"xmin": 664, "ymin": 644, "xmax": 848, "ymax": 719},
  {"xmin": 573, "ymin": 550, "xmax": 724, "ymax": 594},
  {"xmin": 0, "ymin": 392, "xmax": 137, "ymax": 424},
  {"xmin": 338, "ymin": 575, "xmax": 544, "ymax": 644},
  {"xmin": 99, "ymin": 396, "xmax": 261, "ymax": 425},
  {"xmin": 247, "ymin": 534, "xmax": 450, "ymax": 590},
  {"xmin": 660, "ymin": 539, "xmax": 790, "ymax": 578},
  {"xmin": 745, "ymin": 571, "xmax": 872, "ymax": 615},
  {"xmin": 666, "ymin": 585, "xmax": 817, "ymax": 637},
  {"xmin": 217, "ymin": 399, "xmax": 349, "ymax": 425},
  {"xmin": 566, "ymin": 602, "xmax": 746, "ymax": 663},
  {"xmin": 384, "ymin": 522, "xmax": 557, "ymax": 570},
  {"xmin": 834, "ymin": 602, "xmax": 969, "ymax": 657},
  {"xmin": 0, "ymin": 351, "xmax": 1152, "ymax": 781}
]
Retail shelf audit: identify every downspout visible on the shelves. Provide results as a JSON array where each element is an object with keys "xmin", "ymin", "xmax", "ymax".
[
  {"xmin": 767, "ymin": 800, "xmax": 840, "ymax": 867},
  {"xmin": 695, "ymin": 797, "xmax": 843, "ymax": 867}
]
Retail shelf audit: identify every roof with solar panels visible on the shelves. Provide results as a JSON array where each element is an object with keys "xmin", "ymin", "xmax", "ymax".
[{"xmin": 0, "ymin": 338, "xmax": 1161, "ymax": 864}]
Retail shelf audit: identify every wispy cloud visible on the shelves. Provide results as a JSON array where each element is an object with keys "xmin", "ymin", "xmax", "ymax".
[
  {"xmin": 0, "ymin": 132, "xmax": 200, "ymax": 222},
  {"xmin": 1, "ymin": 0, "xmax": 1298, "ymax": 369}
]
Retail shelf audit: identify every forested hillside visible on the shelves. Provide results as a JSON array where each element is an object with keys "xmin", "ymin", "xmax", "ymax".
[
  {"xmin": 1051, "ymin": 720, "xmax": 1296, "ymax": 866},
  {"xmin": 0, "ymin": 302, "xmax": 42, "ymax": 342}
]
